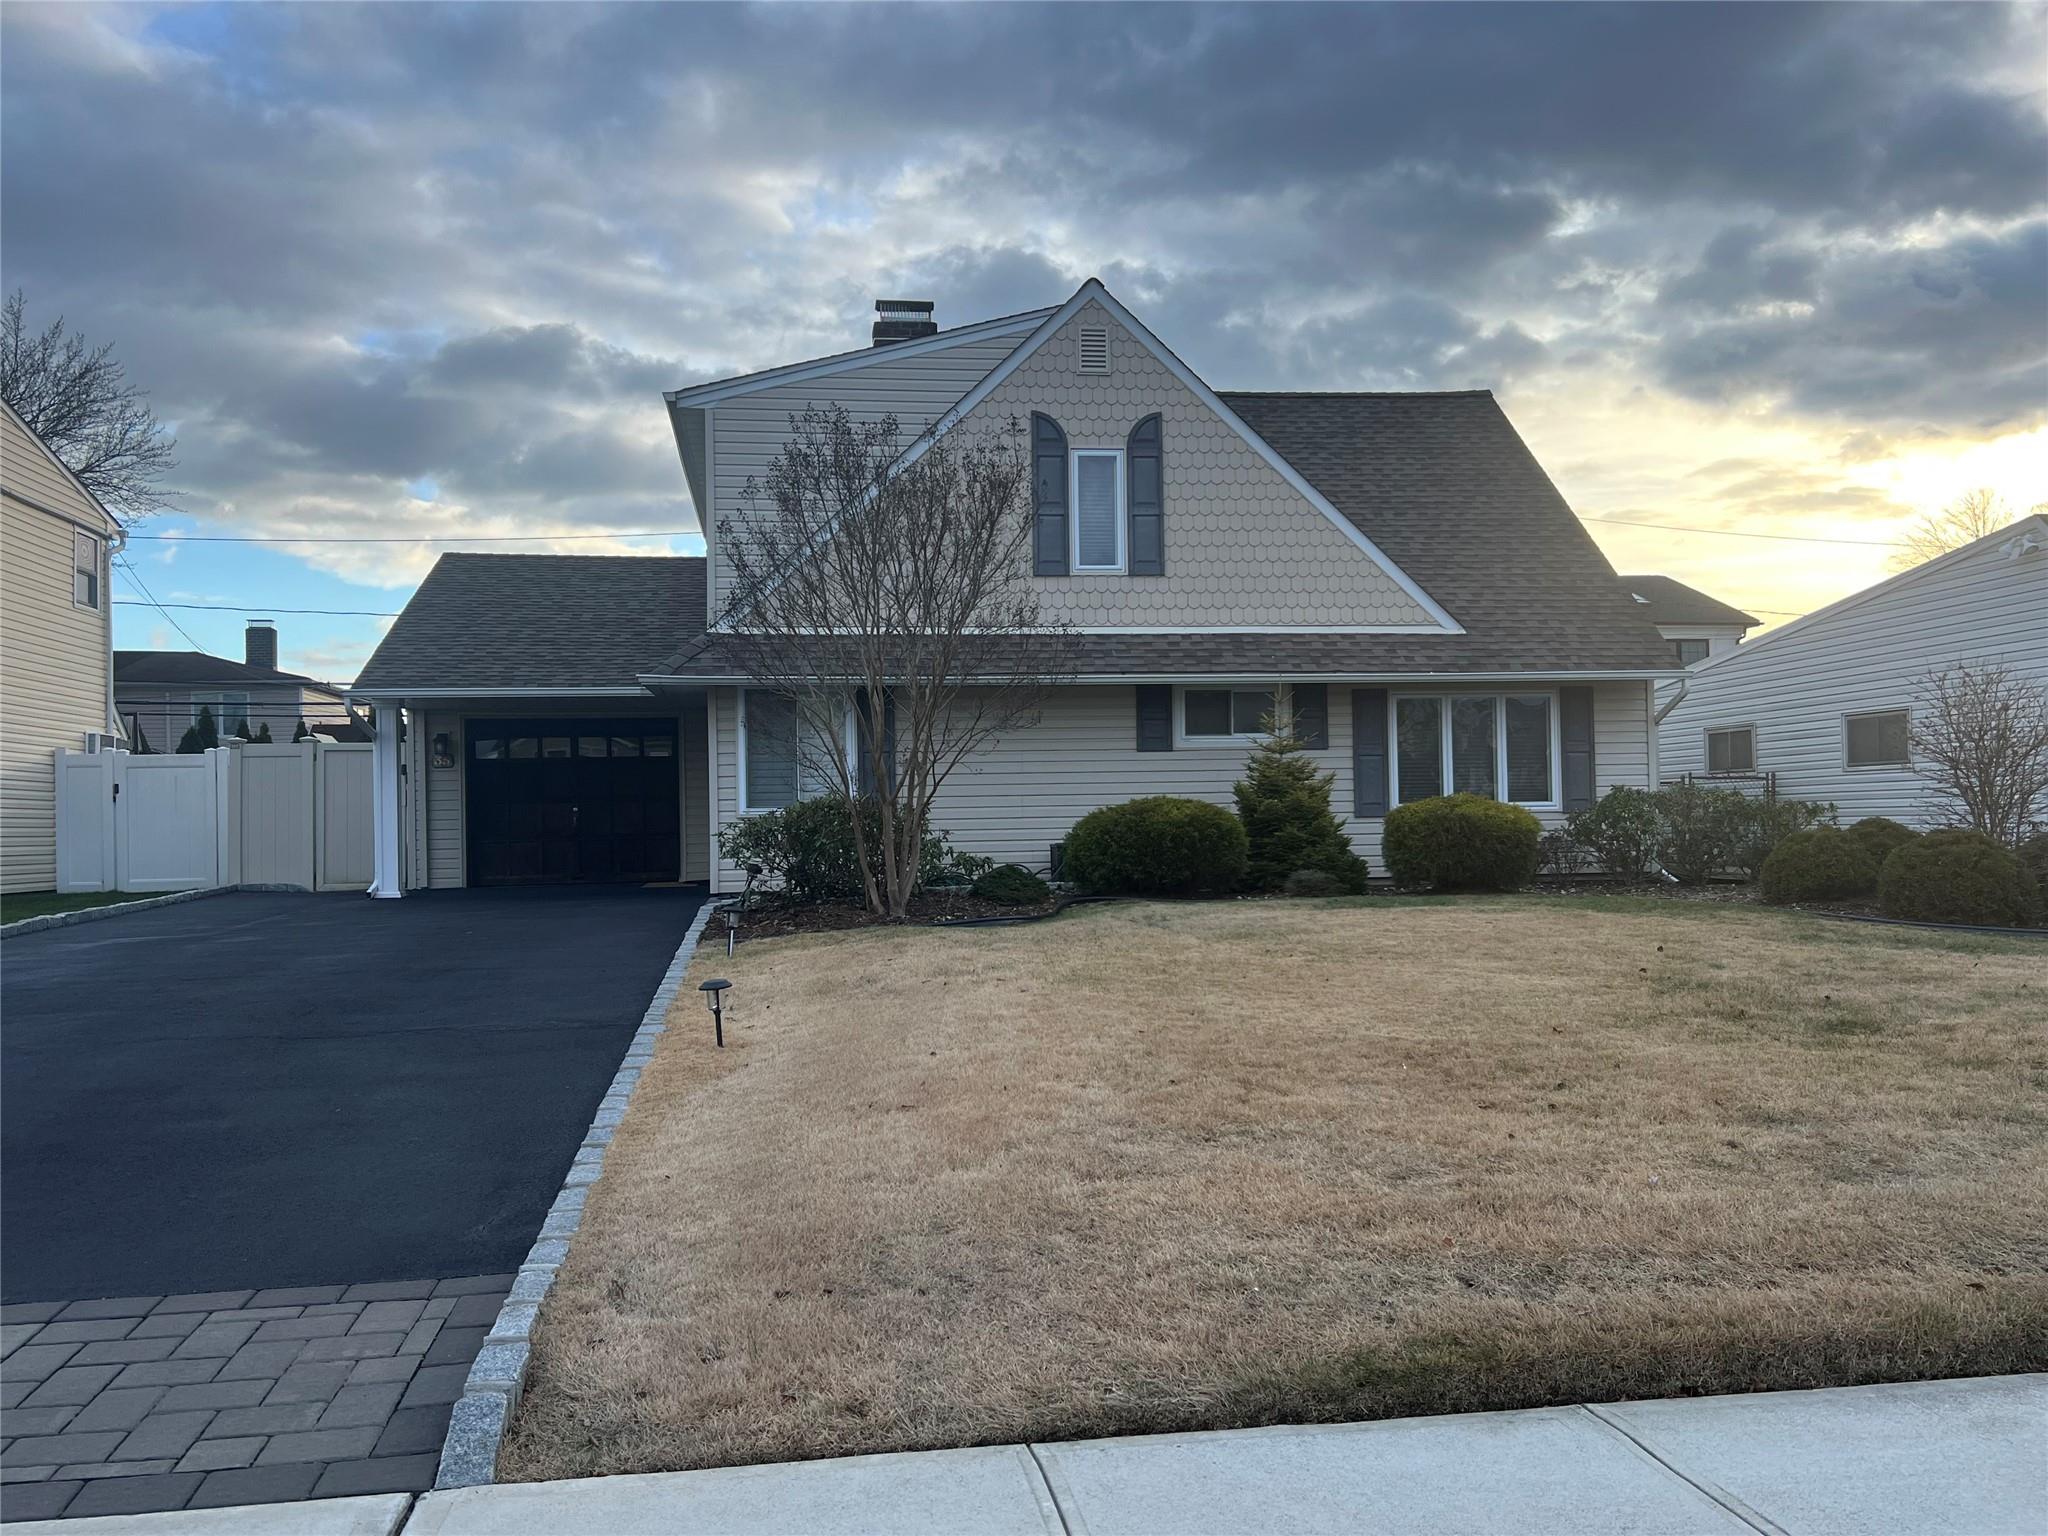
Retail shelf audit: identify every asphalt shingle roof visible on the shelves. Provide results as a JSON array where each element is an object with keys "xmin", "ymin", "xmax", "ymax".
[
  {"xmin": 115, "ymin": 652, "xmax": 330, "ymax": 688},
  {"xmin": 1619, "ymin": 573, "xmax": 1761, "ymax": 629},
  {"xmin": 352, "ymin": 553, "xmax": 706, "ymax": 691}
]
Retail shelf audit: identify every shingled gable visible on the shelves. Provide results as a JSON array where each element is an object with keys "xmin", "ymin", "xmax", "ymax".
[{"xmin": 1620, "ymin": 574, "xmax": 1761, "ymax": 629}]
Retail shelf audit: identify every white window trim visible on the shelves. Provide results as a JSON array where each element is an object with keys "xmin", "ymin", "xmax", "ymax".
[
  {"xmin": 1842, "ymin": 707, "xmax": 1911, "ymax": 771},
  {"xmin": 73, "ymin": 529, "xmax": 102, "ymax": 610},
  {"xmin": 1704, "ymin": 724, "xmax": 1758, "ymax": 775},
  {"xmin": 1174, "ymin": 683, "xmax": 1284, "ymax": 747},
  {"xmin": 737, "ymin": 687, "xmax": 856, "ymax": 815},
  {"xmin": 1069, "ymin": 448, "xmax": 1126, "ymax": 573},
  {"xmin": 1387, "ymin": 690, "xmax": 1562, "ymax": 811}
]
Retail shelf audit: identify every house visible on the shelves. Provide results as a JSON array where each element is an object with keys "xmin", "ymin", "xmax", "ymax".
[
  {"xmin": 1, "ymin": 401, "xmax": 123, "ymax": 895},
  {"xmin": 1657, "ymin": 515, "xmax": 2047, "ymax": 825},
  {"xmin": 115, "ymin": 621, "xmax": 362, "ymax": 752},
  {"xmin": 351, "ymin": 280, "xmax": 1680, "ymax": 896},
  {"xmin": 1621, "ymin": 574, "xmax": 1758, "ymax": 667}
]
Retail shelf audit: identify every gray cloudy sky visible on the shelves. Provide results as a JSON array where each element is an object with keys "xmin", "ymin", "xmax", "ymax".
[{"xmin": 3, "ymin": 2, "xmax": 2043, "ymax": 678}]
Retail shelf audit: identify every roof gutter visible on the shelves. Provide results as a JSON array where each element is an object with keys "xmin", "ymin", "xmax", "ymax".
[
  {"xmin": 1653, "ymin": 678, "xmax": 1690, "ymax": 724},
  {"xmin": 345, "ymin": 685, "xmax": 652, "ymax": 701},
  {"xmin": 637, "ymin": 668, "xmax": 1689, "ymax": 688}
]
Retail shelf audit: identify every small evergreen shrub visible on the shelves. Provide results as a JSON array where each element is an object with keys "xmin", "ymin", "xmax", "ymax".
[
  {"xmin": 1062, "ymin": 796, "xmax": 1249, "ymax": 896},
  {"xmin": 1536, "ymin": 827, "xmax": 1591, "ymax": 880},
  {"xmin": 177, "ymin": 705, "xmax": 219, "ymax": 755},
  {"xmin": 1879, "ymin": 830, "xmax": 2036, "ymax": 927},
  {"xmin": 972, "ymin": 863, "xmax": 1051, "ymax": 906},
  {"xmin": 1759, "ymin": 827, "xmax": 1877, "ymax": 905},
  {"xmin": 1654, "ymin": 781, "xmax": 1750, "ymax": 885},
  {"xmin": 2016, "ymin": 833, "xmax": 2048, "ymax": 910},
  {"xmin": 1282, "ymin": 868, "xmax": 1352, "ymax": 898},
  {"xmin": 1382, "ymin": 794, "xmax": 1541, "ymax": 891},
  {"xmin": 1730, "ymin": 797, "xmax": 1837, "ymax": 881},
  {"xmin": 717, "ymin": 795, "xmax": 958, "ymax": 903},
  {"xmin": 1567, "ymin": 786, "xmax": 1662, "ymax": 881},
  {"xmin": 1846, "ymin": 816, "xmax": 1918, "ymax": 867},
  {"xmin": 1232, "ymin": 733, "xmax": 1369, "ymax": 893}
]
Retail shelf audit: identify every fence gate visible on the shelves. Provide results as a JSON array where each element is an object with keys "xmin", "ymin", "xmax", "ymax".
[
  {"xmin": 315, "ymin": 744, "xmax": 374, "ymax": 891},
  {"xmin": 115, "ymin": 750, "xmax": 230, "ymax": 892}
]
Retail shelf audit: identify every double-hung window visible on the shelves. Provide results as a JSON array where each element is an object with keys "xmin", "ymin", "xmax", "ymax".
[
  {"xmin": 741, "ymin": 690, "xmax": 850, "ymax": 813},
  {"xmin": 1844, "ymin": 709, "xmax": 1909, "ymax": 769},
  {"xmin": 1672, "ymin": 638, "xmax": 1709, "ymax": 666},
  {"xmin": 1070, "ymin": 449, "xmax": 1125, "ymax": 572},
  {"xmin": 73, "ymin": 530, "xmax": 102, "ymax": 609},
  {"xmin": 1392, "ymin": 693, "xmax": 1557, "ymax": 808},
  {"xmin": 1180, "ymin": 686, "xmax": 1278, "ymax": 743}
]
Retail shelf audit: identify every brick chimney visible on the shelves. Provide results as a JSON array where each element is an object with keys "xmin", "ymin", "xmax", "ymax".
[
  {"xmin": 872, "ymin": 299, "xmax": 937, "ymax": 346},
  {"xmin": 245, "ymin": 618, "xmax": 277, "ymax": 670}
]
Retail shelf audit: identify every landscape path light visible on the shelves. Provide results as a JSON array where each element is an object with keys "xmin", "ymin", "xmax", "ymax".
[{"xmin": 700, "ymin": 977, "xmax": 732, "ymax": 1048}]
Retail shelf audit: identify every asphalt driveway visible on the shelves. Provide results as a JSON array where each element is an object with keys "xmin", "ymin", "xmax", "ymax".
[{"xmin": 1, "ymin": 887, "xmax": 703, "ymax": 1303}]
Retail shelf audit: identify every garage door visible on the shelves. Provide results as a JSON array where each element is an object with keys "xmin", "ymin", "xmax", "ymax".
[{"xmin": 465, "ymin": 718, "xmax": 681, "ymax": 886}]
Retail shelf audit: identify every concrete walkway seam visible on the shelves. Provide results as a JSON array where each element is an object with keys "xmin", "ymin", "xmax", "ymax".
[
  {"xmin": 1577, "ymin": 1403, "xmax": 1787, "ymax": 1536},
  {"xmin": 432, "ymin": 899, "xmax": 715, "ymax": 1492},
  {"xmin": 1024, "ymin": 1441, "xmax": 1082, "ymax": 1536},
  {"xmin": 0, "ymin": 886, "xmax": 233, "ymax": 940}
]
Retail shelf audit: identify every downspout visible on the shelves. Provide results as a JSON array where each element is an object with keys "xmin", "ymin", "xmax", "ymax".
[
  {"xmin": 1652, "ymin": 678, "xmax": 1689, "ymax": 725},
  {"xmin": 104, "ymin": 523, "xmax": 127, "ymax": 744}
]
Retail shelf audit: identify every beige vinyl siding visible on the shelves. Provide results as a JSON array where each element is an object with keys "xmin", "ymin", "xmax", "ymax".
[
  {"xmin": 1658, "ymin": 527, "xmax": 2047, "ymax": 826},
  {"xmin": 681, "ymin": 694, "xmax": 709, "ymax": 883},
  {"xmin": 426, "ymin": 711, "xmax": 465, "ymax": 887},
  {"xmin": 707, "ymin": 330, "xmax": 1035, "ymax": 614},
  {"xmin": 710, "ymin": 680, "xmax": 1653, "ymax": 890},
  {"xmin": 2, "ymin": 411, "xmax": 116, "ymax": 894},
  {"xmin": 964, "ymin": 301, "xmax": 1437, "ymax": 628}
]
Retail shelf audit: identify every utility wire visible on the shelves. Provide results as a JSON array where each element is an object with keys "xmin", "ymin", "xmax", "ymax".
[
  {"xmin": 1581, "ymin": 514, "xmax": 1903, "ymax": 548},
  {"xmin": 124, "ymin": 529, "xmax": 696, "ymax": 544},
  {"xmin": 114, "ymin": 600, "xmax": 402, "ymax": 617},
  {"xmin": 115, "ymin": 558, "xmax": 204, "ymax": 650}
]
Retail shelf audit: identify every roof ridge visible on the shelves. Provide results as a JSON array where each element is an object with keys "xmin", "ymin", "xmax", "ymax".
[{"xmin": 1218, "ymin": 388, "xmax": 1496, "ymax": 399}]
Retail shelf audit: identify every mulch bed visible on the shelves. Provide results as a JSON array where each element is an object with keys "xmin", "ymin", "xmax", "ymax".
[{"xmin": 725, "ymin": 888, "xmax": 1061, "ymax": 943}]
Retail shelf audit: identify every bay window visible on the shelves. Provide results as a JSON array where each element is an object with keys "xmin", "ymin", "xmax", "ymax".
[{"xmin": 1392, "ymin": 693, "xmax": 1557, "ymax": 808}]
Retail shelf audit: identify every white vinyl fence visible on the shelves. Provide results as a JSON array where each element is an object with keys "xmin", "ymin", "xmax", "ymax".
[{"xmin": 55, "ymin": 740, "xmax": 374, "ymax": 895}]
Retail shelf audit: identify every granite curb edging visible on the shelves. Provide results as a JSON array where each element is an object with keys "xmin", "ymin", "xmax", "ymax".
[
  {"xmin": 433, "ymin": 900, "xmax": 716, "ymax": 1491},
  {"xmin": 0, "ymin": 887, "xmax": 235, "ymax": 941}
]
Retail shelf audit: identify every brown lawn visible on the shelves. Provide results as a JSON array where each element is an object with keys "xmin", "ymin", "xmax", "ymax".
[{"xmin": 500, "ymin": 896, "xmax": 2048, "ymax": 1480}]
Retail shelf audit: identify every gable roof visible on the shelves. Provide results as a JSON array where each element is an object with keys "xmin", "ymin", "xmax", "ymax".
[
  {"xmin": 352, "ymin": 553, "xmax": 707, "ymax": 693},
  {"xmin": 1618, "ymin": 574, "xmax": 1760, "ymax": 629},
  {"xmin": 1, "ymin": 398, "xmax": 121, "ymax": 532},
  {"xmin": 1683, "ymin": 513, "xmax": 2048, "ymax": 679},
  {"xmin": 115, "ymin": 651, "xmax": 336, "ymax": 690}
]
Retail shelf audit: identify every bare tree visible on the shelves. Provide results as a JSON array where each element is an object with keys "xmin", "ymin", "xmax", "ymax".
[
  {"xmin": 719, "ymin": 405, "xmax": 1076, "ymax": 916},
  {"xmin": 1, "ymin": 290, "xmax": 177, "ymax": 518},
  {"xmin": 1889, "ymin": 489, "xmax": 2032, "ymax": 572},
  {"xmin": 1911, "ymin": 662, "xmax": 2048, "ymax": 844}
]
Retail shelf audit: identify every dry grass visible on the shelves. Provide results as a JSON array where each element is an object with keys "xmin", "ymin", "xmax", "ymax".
[{"xmin": 501, "ymin": 896, "xmax": 2048, "ymax": 1480}]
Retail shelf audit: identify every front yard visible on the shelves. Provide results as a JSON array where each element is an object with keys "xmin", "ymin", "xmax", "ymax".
[
  {"xmin": 0, "ymin": 889, "xmax": 159, "ymax": 924},
  {"xmin": 501, "ymin": 896, "xmax": 2048, "ymax": 1480}
]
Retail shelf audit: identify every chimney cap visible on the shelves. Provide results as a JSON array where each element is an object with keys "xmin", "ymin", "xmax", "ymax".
[{"xmin": 872, "ymin": 299, "xmax": 938, "ymax": 347}]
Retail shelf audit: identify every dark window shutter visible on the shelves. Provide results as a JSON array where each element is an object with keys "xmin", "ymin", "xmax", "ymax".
[
  {"xmin": 1032, "ymin": 413, "xmax": 1068, "ymax": 576},
  {"xmin": 1127, "ymin": 413, "xmax": 1163, "ymax": 576},
  {"xmin": 1292, "ymin": 683, "xmax": 1328, "ymax": 749},
  {"xmin": 1351, "ymin": 688, "xmax": 1388, "ymax": 817},
  {"xmin": 1561, "ymin": 686, "xmax": 1596, "ymax": 811},
  {"xmin": 1135, "ymin": 685, "xmax": 1173, "ymax": 752}
]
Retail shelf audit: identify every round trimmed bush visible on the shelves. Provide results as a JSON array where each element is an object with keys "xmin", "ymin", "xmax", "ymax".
[
  {"xmin": 971, "ymin": 863, "xmax": 1051, "ymax": 907},
  {"xmin": 2015, "ymin": 833, "xmax": 2048, "ymax": 906},
  {"xmin": 1878, "ymin": 830, "xmax": 2035, "ymax": 927},
  {"xmin": 1846, "ymin": 816, "xmax": 1919, "ymax": 867},
  {"xmin": 1381, "ymin": 794, "xmax": 1541, "ymax": 891},
  {"xmin": 1062, "ymin": 796, "xmax": 1249, "ymax": 896},
  {"xmin": 1759, "ymin": 827, "xmax": 1876, "ymax": 904},
  {"xmin": 1282, "ymin": 868, "xmax": 1351, "ymax": 898}
]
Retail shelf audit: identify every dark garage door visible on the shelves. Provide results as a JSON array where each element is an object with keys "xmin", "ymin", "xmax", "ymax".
[{"xmin": 467, "ymin": 717, "xmax": 681, "ymax": 885}]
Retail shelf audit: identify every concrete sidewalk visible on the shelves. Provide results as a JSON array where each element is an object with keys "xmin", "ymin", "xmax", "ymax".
[{"xmin": 14, "ymin": 1374, "xmax": 2044, "ymax": 1535}]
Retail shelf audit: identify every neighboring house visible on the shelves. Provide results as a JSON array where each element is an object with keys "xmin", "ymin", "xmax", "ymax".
[
  {"xmin": 1657, "ymin": 515, "xmax": 2048, "ymax": 826},
  {"xmin": 352, "ymin": 279, "xmax": 1679, "ymax": 895},
  {"xmin": 1, "ymin": 401, "xmax": 122, "ymax": 895},
  {"xmin": 1621, "ymin": 574, "xmax": 1758, "ymax": 667},
  {"xmin": 115, "ymin": 621, "xmax": 362, "ymax": 751}
]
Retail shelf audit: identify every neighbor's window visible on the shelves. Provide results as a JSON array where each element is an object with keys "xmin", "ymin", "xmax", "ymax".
[
  {"xmin": 1393, "ymin": 693, "xmax": 1556, "ymax": 807},
  {"xmin": 1672, "ymin": 638, "xmax": 1710, "ymax": 666},
  {"xmin": 73, "ymin": 530, "xmax": 101, "ymax": 609},
  {"xmin": 1181, "ymin": 687, "xmax": 1277, "ymax": 742},
  {"xmin": 1706, "ymin": 726, "xmax": 1756, "ymax": 774},
  {"xmin": 190, "ymin": 690, "xmax": 250, "ymax": 738},
  {"xmin": 1845, "ymin": 709, "xmax": 1910, "ymax": 769},
  {"xmin": 742, "ymin": 691, "xmax": 846, "ymax": 812},
  {"xmin": 1070, "ymin": 449, "xmax": 1125, "ymax": 571}
]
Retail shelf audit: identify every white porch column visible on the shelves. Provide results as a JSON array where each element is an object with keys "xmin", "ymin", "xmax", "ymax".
[{"xmin": 369, "ymin": 702, "xmax": 404, "ymax": 898}]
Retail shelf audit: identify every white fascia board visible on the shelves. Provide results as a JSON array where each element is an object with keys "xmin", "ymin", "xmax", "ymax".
[
  {"xmin": 347, "ymin": 685, "xmax": 652, "ymax": 700},
  {"xmin": 816, "ymin": 278, "xmax": 1464, "ymax": 635},
  {"xmin": 1685, "ymin": 511, "xmax": 2048, "ymax": 678},
  {"xmin": 662, "ymin": 309, "xmax": 1056, "ymax": 410},
  {"xmin": 640, "ymin": 668, "xmax": 1684, "ymax": 686}
]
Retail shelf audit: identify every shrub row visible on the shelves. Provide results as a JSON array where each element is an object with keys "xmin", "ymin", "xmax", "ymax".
[
  {"xmin": 716, "ymin": 795, "xmax": 988, "ymax": 903},
  {"xmin": 1553, "ymin": 784, "xmax": 1836, "ymax": 885},
  {"xmin": 1759, "ymin": 821, "xmax": 2042, "ymax": 927}
]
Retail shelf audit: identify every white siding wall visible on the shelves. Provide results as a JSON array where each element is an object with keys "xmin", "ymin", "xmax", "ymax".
[
  {"xmin": 707, "ymin": 330, "xmax": 1035, "ymax": 613},
  {"xmin": 1657, "ymin": 529, "xmax": 2048, "ymax": 826},
  {"xmin": 709, "ymin": 680, "xmax": 1653, "ymax": 890},
  {"xmin": 2, "ymin": 413, "xmax": 116, "ymax": 894}
]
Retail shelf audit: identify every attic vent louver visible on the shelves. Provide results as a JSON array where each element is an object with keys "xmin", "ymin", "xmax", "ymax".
[
  {"xmin": 872, "ymin": 299, "xmax": 937, "ymax": 347},
  {"xmin": 1078, "ymin": 326, "xmax": 1110, "ymax": 374}
]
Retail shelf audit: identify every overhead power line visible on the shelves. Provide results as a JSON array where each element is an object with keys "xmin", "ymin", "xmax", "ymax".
[
  {"xmin": 115, "ymin": 558, "xmax": 203, "ymax": 650},
  {"xmin": 114, "ymin": 600, "xmax": 403, "ymax": 617},
  {"xmin": 1580, "ymin": 514, "xmax": 1903, "ymax": 548},
  {"xmin": 124, "ymin": 529, "xmax": 697, "ymax": 545}
]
